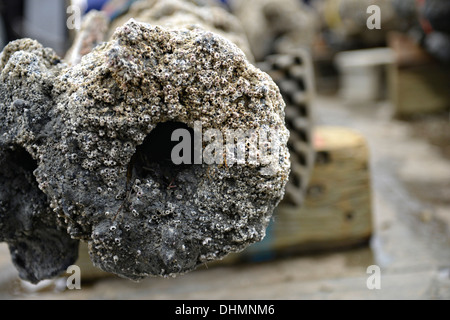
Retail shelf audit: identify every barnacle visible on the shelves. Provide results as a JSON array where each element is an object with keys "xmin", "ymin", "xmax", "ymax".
[{"xmin": 0, "ymin": 5, "xmax": 290, "ymax": 282}]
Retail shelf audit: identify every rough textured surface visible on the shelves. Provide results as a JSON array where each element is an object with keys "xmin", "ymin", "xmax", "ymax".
[
  {"xmin": 0, "ymin": 40, "xmax": 79, "ymax": 284},
  {"xmin": 46, "ymin": 20, "xmax": 289, "ymax": 280},
  {"xmin": 108, "ymin": 0, "xmax": 254, "ymax": 62},
  {"xmin": 0, "ymin": 20, "xmax": 289, "ymax": 281}
]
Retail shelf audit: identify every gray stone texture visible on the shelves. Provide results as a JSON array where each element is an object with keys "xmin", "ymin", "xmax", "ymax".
[{"xmin": 0, "ymin": 16, "xmax": 289, "ymax": 281}]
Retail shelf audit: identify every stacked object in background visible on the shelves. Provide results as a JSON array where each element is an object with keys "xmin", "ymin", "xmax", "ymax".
[{"xmin": 258, "ymin": 51, "xmax": 316, "ymax": 208}]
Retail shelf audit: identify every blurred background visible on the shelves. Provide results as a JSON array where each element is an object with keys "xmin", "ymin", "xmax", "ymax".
[{"xmin": 0, "ymin": 0, "xmax": 449, "ymax": 299}]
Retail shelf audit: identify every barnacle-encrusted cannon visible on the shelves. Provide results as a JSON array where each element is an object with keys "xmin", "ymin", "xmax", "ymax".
[{"xmin": 0, "ymin": 2, "xmax": 290, "ymax": 281}]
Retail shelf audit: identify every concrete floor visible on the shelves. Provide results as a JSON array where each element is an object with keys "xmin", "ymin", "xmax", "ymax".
[{"xmin": 0, "ymin": 95, "xmax": 449, "ymax": 300}]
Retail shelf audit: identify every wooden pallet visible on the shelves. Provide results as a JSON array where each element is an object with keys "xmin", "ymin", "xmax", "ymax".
[{"xmin": 221, "ymin": 126, "xmax": 373, "ymax": 263}]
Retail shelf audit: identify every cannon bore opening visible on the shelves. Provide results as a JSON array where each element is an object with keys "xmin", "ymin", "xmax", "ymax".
[{"xmin": 131, "ymin": 122, "xmax": 195, "ymax": 188}]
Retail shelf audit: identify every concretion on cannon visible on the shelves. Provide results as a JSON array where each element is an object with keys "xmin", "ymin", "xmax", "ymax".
[
  {"xmin": 107, "ymin": 0, "xmax": 254, "ymax": 62},
  {"xmin": 0, "ymin": 16, "xmax": 290, "ymax": 281}
]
